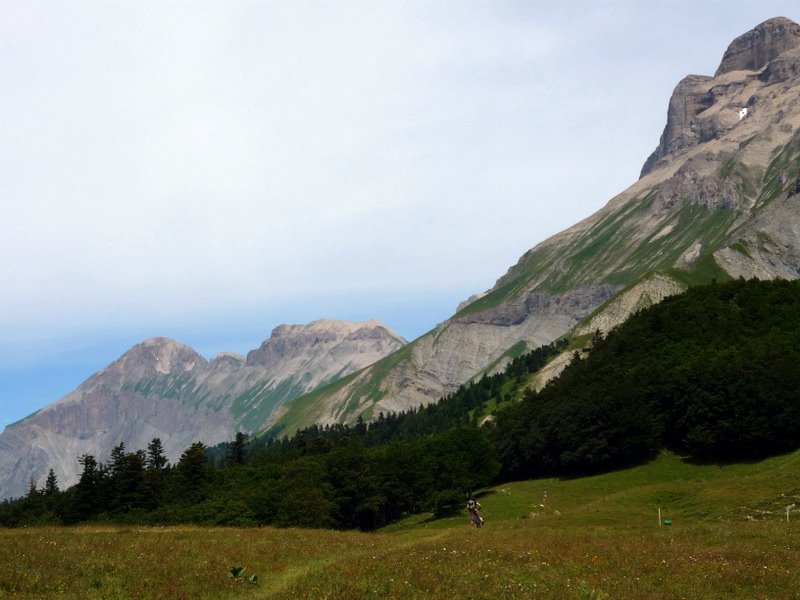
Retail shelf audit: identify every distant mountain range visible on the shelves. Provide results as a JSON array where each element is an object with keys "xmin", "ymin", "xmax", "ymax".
[
  {"xmin": 3, "ymin": 16, "xmax": 800, "ymax": 500},
  {"xmin": 0, "ymin": 320, "xmax": 404, "ymax": 498}
]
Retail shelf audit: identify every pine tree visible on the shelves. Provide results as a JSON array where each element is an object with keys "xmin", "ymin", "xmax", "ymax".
[
  {"xmin": 143, "ymin": 439, "xmax": 167, "ymax": 510},
  {"xmin": 146, "ymin": 438, "xmax": 168, "ymax": 471},
  {"xmin": 27, "ymin": 477, "xmax": 39, "ymax": 499},
  {"xmin": 69, "ymin": 454, "xmax": 101, "ymax": 522},
  {"xmin": 44, "ymin": 469, "xmax": 59, "ymax": 496},
  {"xmin": 178, "ymin": 442, "xmax": 208, "ymax": 503},
  {"xmin": 109, "ymin": 442, "xmax": 127, "ymax": 477},
  {"xmin": 227, "ymin": 432, "xmax": 247, "ymax": 466}
]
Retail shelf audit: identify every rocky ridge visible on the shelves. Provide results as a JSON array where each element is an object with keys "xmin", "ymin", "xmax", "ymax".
[
  {"xmin": 0, "ymin": 320, "xmax": 405, "ymax": 499},
  {"xmin": 276, "ymin": 17, "xmax": 800, "ymax": 431},
  {"xmin": 643, "ymin": 17, "xmax": 800, "ymax": 177}
]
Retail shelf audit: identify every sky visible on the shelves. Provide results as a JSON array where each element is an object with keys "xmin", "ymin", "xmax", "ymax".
[{"xmin": 2, "ymin": 0, "xmax": 799, "ymax": 430}]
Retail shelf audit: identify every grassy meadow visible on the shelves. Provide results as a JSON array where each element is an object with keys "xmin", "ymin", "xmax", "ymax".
[{"xmin": 2, "ymin": 450, "xmax": 799, "ymax": 599}]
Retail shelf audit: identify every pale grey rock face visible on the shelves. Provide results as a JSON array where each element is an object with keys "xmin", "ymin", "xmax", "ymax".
[
  {"xmin": 376, "ymin": 285, "xmax": 619, "ymax": 407},
  {"xmin": 246, "ymin": 320, "xmax": 404, "ymax": 369},
  {"xmin": 0, "ymin": 320, "xmax": 405, "ymax": 500},
  {"xmin": 715, "ymin": 195, "xmax": 800, "ymax": 280},
  {"xmin": 656, "ymin": 162, "xmax": 742, "ymax": 211},
  {"xmin": 289, "ymin": 285, "xmax": 620, "ymax": 426},
  {"xmin": 455, "ymin": 285, "xmax": 619, "ymax": 328},
  {"xmin": 210, "ymin": 352, "xmax": 245, "ymax": 368},
  {"xmin": 574, "ymin": 273, "xmax": 687, "ymax": 337}
]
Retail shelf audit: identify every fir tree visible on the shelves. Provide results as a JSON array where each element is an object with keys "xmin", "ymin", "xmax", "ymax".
[
  {"xmin": 44, "ymin": 469, "xmax": 59, "ymax": 496},
  {"xmin": 146, "ymin": 438, "xmax": 168, "ymax": 471},
  {"xmin": 228, "ymin": 432, "xmax": 247, "ymax": 466},
  {"xmin": 178, "ymin": 442, "xmax": 208, "ymax": 503}
]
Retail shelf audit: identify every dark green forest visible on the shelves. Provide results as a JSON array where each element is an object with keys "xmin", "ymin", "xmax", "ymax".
[
  {"xmin": 494, "ymin": 278, "xmax": 800, "ymax": 479},
  {"xmin": 3, "ymin": 278, "xmax": 800, "ymax": 530}
]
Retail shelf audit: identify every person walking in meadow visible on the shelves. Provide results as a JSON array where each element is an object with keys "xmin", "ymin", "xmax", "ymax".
[{"xmin": 466, "ymin": 498, "xmax": 483, "ymax": 527}]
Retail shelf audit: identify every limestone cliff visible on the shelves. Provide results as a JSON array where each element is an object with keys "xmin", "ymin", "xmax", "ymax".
[{"xmin": 643, "ymin": 17, "xmax": 800, "ymax": 177}]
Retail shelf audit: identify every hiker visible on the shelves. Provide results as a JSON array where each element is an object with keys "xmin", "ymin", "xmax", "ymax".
[{"xmin": 466, "ymin": 498, "xmax": 483, "ymax": 527}]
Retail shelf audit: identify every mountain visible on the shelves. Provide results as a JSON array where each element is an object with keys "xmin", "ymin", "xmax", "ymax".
[
  {"xmin": 7, "ymin": 16, "xmax": 800, "ymax": 496},
  {"xmin": 274, "ymin": 17, "xmax": 800, "ymax": 432},
  {"xmin": 0, "ymin": 320, "xmax": 405, "ymax": 499}
]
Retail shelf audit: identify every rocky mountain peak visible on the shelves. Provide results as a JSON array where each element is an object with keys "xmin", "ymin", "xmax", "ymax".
[
  {"xmin": 209, "ymin": 352, "xmax": 245, "ymax": 368},
  {"xmin": 120, "ymin": 337, "xmax": 206, "ymax": 376},
  {"xmin": 715, "ymin": 17, "xmax": 800, "ymax": 76},
  {"xmin": 245, "ymin": 319, "xmax": 405, "ymax": 368},
  {"xmin": 76, "ymin": 337, "xmax": 207, "ymax": 393},
  {"xmin": 0, "ymin": 320, "xmax": 406, "ymax": 499},
  {"xmin": 641, "ymin": 16, "xmax": 800, "ymax": 178},
  {"xmin": 269, "ymin": 319, "xmax": 385, "ymax": 339}
]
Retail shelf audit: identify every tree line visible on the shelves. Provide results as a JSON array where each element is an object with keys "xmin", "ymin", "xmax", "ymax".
[{"xmin": 1, "ymin": 428, "xmax": 498, "ymax": 530}]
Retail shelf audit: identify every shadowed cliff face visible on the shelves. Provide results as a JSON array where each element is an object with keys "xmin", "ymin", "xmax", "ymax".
[{"xmin": 0, "ymin": 321, "xmax": 405, "ymax": 500}]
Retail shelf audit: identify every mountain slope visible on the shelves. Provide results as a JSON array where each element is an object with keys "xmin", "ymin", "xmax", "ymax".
[
  {"xmin": 277, "ymin": 16, "xmax": 800, "ymax": 430},
  {"xmin": 0, "ymin": 320, "xmax": 404, "ymax": 499}
]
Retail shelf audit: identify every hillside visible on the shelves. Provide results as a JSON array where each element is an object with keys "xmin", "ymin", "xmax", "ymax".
[{"xmin": 275, "ymin": 16, "xmax": 800, "ymax": 431}]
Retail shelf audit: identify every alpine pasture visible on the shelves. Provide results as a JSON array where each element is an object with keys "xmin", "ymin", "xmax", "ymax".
[{"xmin": 2, "ymin": 451, "xmax": 798, "ymax": 599}]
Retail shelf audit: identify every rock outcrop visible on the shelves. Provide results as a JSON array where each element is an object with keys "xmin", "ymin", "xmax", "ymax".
[
  {"xmin": 246, "ymin": 319, "xmax": 403, "ymax": 375},
  {"xmin": 640, "ymin": 75, "xmax": 714, "ymax": 176},
  {"xmin": 715, "ymin": 17, "xmax": 800, "ymax": 76},
  {"xmin": 574, "ymin": 273, "xmax": 687, "ymax": 337}
]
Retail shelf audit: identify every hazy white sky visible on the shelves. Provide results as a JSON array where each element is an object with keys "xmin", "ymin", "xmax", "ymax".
[{"xmin": 2, "ymin": 1, "xmax": 799, "ymax": 427}]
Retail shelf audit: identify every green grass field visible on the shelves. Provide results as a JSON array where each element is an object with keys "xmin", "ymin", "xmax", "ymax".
[{"xmin": 2, "ymin": 451, "xmax": 799, "ymax": 599}]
